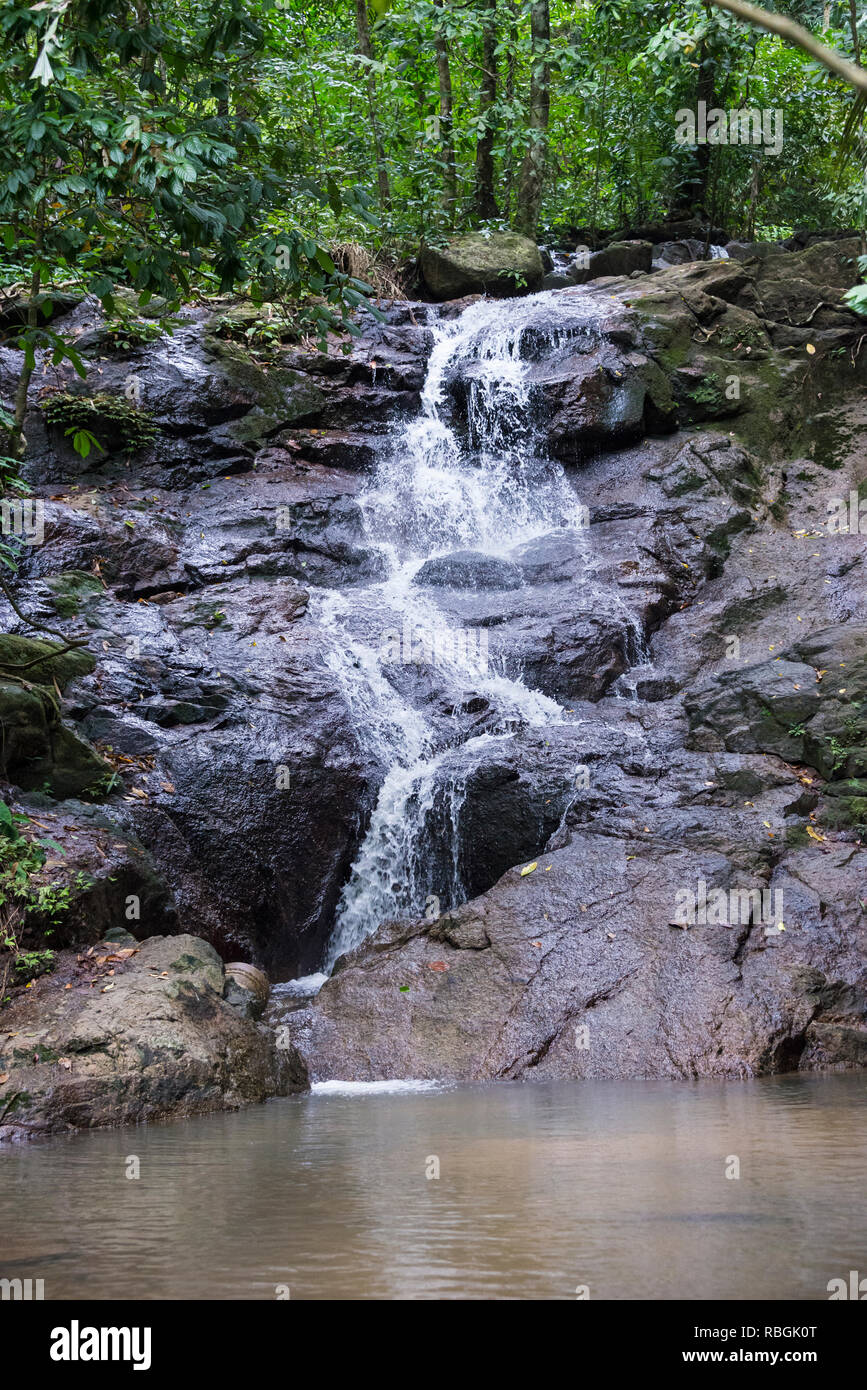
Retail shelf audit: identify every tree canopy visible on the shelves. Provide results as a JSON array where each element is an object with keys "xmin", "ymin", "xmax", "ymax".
[{"xmin": 1, "ymin": 0, "xmax": 866, "ymax": 457}]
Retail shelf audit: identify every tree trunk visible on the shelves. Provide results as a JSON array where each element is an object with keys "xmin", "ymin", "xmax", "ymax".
[
  {"xmin": 514, "ymin": 0, "xmax": 550, "ymax": 237},
  {"xmin": 355, "ymin": 0, "xmax": 391, "ymax": 208},
  {"xmin": 690, "ymin": 41, "xmax": 715, "ymax": 215},
  {"xmin": 503, "ymin": 0, "xmax": 518, "ymax": 218},
  {"xmin": 474, "ymin": 0, "xmax": 499, "ymax": 220},
  {"xmin": 849, "ymin": 0, "xmax": 862, "ymax": 65},
  {"xmin": 433, "ymin": 0, "xmax": 457, "ymax": 222},
  {"xmin": 8, "ymin": 228, "xmax": 42, "ymax": 461},
  {"xmin": 746, "ymin": 149, "xmax": 761, "ymax": 239}
]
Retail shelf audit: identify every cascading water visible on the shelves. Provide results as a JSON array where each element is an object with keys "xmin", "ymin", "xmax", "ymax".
[{"xmin": 316, "ymin": 291, "xmax": 619, "ymax": 971}]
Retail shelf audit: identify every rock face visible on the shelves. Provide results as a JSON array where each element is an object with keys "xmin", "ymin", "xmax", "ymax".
[
  {"xmin": 274, "ymin": 239, "xmax": 867, "ymax": 1085},
  {"xmin": 0, "ymin": 935, "xmax": 303, "ymax": 1139},
  {"xmin": 281, "ymin": 833, "xmax": 867, "ymax": 1081},
  {"xmin": 420, "ymin": 232, "xmax": 545, "ymax": 299},
  {"xmin": 2, "ymin": 239, "xmax": 867, "ymax": 1101}
]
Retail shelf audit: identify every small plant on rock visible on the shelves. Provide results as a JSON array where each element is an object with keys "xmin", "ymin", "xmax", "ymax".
[{"xmin": 41, "ymin": 392, "xmax": 159, "ymax": 457}]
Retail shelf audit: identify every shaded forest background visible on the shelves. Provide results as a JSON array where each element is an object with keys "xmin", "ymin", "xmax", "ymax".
[{"xmin": 1, "ymin": 0, "xmax": 867, "ymax": 412}]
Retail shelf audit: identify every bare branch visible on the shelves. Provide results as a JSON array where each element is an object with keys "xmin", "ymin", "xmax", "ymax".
[{"xmin": 707, "ymin": 0, "xmax": 867, "ymax": 93}]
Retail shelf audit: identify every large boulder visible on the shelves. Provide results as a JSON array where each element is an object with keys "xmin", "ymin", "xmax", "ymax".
[
  {"xmin": 0, "ymin": 934, "xmax": 304, "ymax": 1138},
  {"xmin": 573, "ymin": 239, "xmax": 653, "ymax": 283},
  {"xmin": 420, "ymin": 232, "xmax": 545, "ymax": 300},
  {"xmin": 281, "ymin": 833, "xmax": 867, "ymax": 1082},
  {"xmin": 725, "ymin": 240, "xmax": 787, "ymax": 262}
]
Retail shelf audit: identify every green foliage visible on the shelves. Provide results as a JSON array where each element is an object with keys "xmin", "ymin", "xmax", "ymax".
[
  {"xmin": 0, "ymin": 418, "xmax": 29, "ymax": 573},
  {"xmin": 0, "ymin": 800, "xmax": 77, "ymax": 1001},
  {"xmin": 0, "ymin": 0, "xmax": 381, "ymax": 461},
  {"xmin": 12, "ymin": 948, "xmax": 55, "ymax": 983},
  {"xmin": 844, "ymin": 253, "xmax": 867, "ymax": 314},
  {"xmin": 42, "ymin": 391, "xmax": 159, "ymax": 456},
  {"xmin": 0, "ymin": 0, "xmax": 863, "ymax": 468},
  {"xmin": 227, "ymin": 0, "xmax": 867, "ymax": 244},
  {"xmin": 82, "ymin": 769, "xmax": 122, "ymax": 798}
]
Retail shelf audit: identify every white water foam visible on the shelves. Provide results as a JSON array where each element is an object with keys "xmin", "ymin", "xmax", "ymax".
[
  {"xmin": 311, "ymin": 1079, "xmax": 447, "ymax": 1096},
  {"xmin": 315, "ymin": 291, "xmax": 616, "ymax": 968}
]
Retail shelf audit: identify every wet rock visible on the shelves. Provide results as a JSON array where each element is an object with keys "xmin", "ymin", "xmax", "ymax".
[
  {"xmin": 725, "ymin": 240, "xmax": 787, "ymax": 262},
  {"xmin": 5, "ymin": 236, "xmax": 867, "ymax": 1045},
  {"xmin": 573, "ymin": 239, "xmax": 653, "ymax": 283},
  {"xmin": 0, "ymin": 289, "xmax": 83, "ymax": 332},
  {"xmin": 620, "ymin": 220, "xmax": 730, "ymax": 245},
  {"xmin": 224, "ymin": 962, "xmax": 270, "ymax": 1020},
  {"xmin": 413, "ymin": 551, "xmax": 523, "ymax": 591},
  {"xmin": 0, "ymin": 934, "xmax": 303, "ymax": 1138},
  {"xmin": 284, "ymin": 834, "xmax": 867, "ymax": 1082},
  {"xmin": 420, "ymin": 232, "xmax": 545, "ymax": 300},
  {"xmin": 686, "ymin": 626, "xmax": 867, "ymax": 781}
]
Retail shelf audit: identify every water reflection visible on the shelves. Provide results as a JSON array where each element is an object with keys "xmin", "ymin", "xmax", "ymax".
[{"xmin": 1, "ymin": 1074, "xmax": 865, "ymax": 1300}]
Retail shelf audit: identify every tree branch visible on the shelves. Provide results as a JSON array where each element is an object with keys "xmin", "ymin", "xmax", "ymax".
[{"xmin": 706, "ymin": 0, "xmax": 867, "ymax": 92}]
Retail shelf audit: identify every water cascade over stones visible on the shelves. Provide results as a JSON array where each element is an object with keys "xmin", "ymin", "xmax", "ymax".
[
  {"xmin": 277, "ymin": 245, "xmax": 867, "ymax": 1083},
  {"xmin": 5, "ymin": 239, "xmax": 867, "ymax": 1113},
  {"xmin": 316, "ymin": 291, "xmax": 640, "ymax": 971}
]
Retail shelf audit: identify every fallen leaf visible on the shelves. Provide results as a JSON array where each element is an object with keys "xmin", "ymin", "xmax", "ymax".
[
  {"xmin": 531, "ymin": 940, "xmax": 542, "ymax": 948},
  {"xmin": 160, "ymin": 782, "xmax": 175, "ymax": 794},
  {"xmin": 520, "ymin": 862, "xmax": 538, "ymax": 877},
  {"xmin": 428, "ymin": 961, "xmax": 448, "ymax": 972},
  {"xmin": 101, "ymin": 983, "xmax": 115, "ymax": 992},
  {"xmin": 806, "ymin": 825, "xmax": 826, "ymax": 842}
]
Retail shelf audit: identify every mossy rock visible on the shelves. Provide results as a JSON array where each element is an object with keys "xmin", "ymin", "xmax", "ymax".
[
  {"xmin": 41, "ymin": 391, "xmax": 160, "ymax": 457},
  {"xmin": 201, "ymin": 336, "xmax": 326, "ymax": 429},
  {"xmin": 420, "ymin": 232, "xmax": 544, "ymax": 300},
  {"xmin": 820, "ymin": 795, "xmax": 867, "ymax": 831},
  {"xmin": 43, "ymin": 572, "xmax": 104, "ymax": 619},
  {"xmin": 208, "ymin": 300, "xmax": 299, "ymax": 344},
  {"xmin": 0, "ymin": 634, "xmax": 94, "ymax": 688},
  {"xmin": 111, "ymin": 286, "xmax": 171, "ymax": 320},
  {"xmin": 0, "ymin": 677, "xmax": 109, "ymax": 798}
]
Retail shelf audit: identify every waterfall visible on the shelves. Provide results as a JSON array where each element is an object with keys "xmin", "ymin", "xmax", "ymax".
[{"xmin": 317, "ymin": 291, "xmax": 612, "ymax": 970}]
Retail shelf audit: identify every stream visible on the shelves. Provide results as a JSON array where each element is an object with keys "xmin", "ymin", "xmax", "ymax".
[{"xmin": 2, "ymin": 1074, "xmax": 865, "ymax": 1300}]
